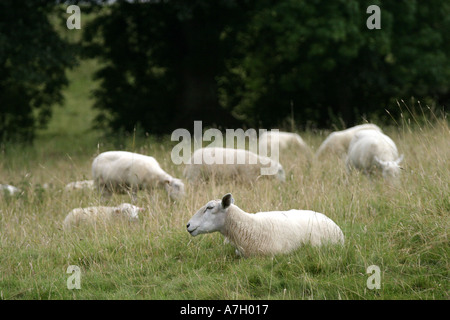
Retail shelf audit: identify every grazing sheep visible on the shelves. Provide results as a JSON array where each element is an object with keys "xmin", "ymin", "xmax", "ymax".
[
  {"xmin": 92, "ymin": 151, "xmax": 185, "ymax": 200},
  {"xmin": 183, "ymin": 147, "xmax": 285, "ymax": 183},
  {"xmin": 0, "ymin": 184, "xmax": 21, "ymax": 196},
  {"xmin": 346, "ymin": 129, "xmax": 403, "ymax": 179},
  {"xmin": 186, "ymin": 194, "xmax": 344, "ymax": 257},
  {"xmin": 259, "ymin": 131, "xmax": 312, "ymax": 156},
  {"xmin": 64, "ymin": 180, "xmax": 94, "ymax": 191},
  {"xmin": 63, "ymin": 203, "xmax": 143, "ymax": 230},
  {"xmin": 315, "ymin": 124, "xmax": 382, "ymax": 159}
]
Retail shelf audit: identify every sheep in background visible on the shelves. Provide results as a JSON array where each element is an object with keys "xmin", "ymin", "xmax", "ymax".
[
  {"xmin": 346, "ymin": 129, "xmax": 403, "ymax": 180},
  {"xmin": 259, "ymin": 131, "xmax": 313, "ymax": 159},
  {"xmin": 186, "ymin": 193, "xmax": 344, "ymax": 257},
  {"xmin": 63, "ymin": 203, "xmax": 143, "ymax": 230},
  {"xmin": 315, "ymin": 123, "xmax": 382, "ymax": 159},
  {"xmin": 183, "ymin": 147, "xmax": 285, "ymax": 183},
  {"xmin": 92, "ymin": 151, "xmax": 185, "ymax": 200},
  {"xmin": 0, "ymin": 184, "xmax": 21, "ymax": 196},
  {"xmin": 64, "ymin": 180, "xmax": 94, "ymax": 191}
]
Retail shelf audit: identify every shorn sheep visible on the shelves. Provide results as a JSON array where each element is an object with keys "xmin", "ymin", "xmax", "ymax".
[
  {"xmin": 186, "ymin": 193, "xmax": 344, "ymax": 257},
  {"xmin": 259, "ymin": 131, "xmax": 312, "ymax": 156},
  {"xmin": 63, "ymin": 203, "xmax": 143, "ymax": 230},
  {"xmin": 346, "ymin": 129, "xmax": 403, "ymax": 179},
  {"xmin": 183, "ymin": 147, "xmax": 285, "ymax": 183},
  {"xmin": 92, "ymin": 151, "xmax": 185, "ymax": 200},
  {"xmin": 315, "ymin": 123, "xmax": 382, "ymax": 159}
]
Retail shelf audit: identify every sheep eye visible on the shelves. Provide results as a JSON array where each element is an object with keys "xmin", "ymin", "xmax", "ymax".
[{"xmin": 204, "ymin": 205, "xmax": 214, "ymax": 212}]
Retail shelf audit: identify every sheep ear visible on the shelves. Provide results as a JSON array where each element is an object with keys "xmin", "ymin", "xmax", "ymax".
[
  {"xmin": 221, "ymin": 193, "xmax": 234, "ymax": 209},
  {"xmin": 114, "ymin": 208, "xmax": 121, "ymax": 215},
  {"xmin": 396, "ymin": 154, "xmax": 404, "ymax": 165}
]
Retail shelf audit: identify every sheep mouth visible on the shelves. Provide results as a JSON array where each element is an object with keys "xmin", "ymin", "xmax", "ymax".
[{"xmin": 187, "ymin": 227, "xmax": 198, "ymax": 236}]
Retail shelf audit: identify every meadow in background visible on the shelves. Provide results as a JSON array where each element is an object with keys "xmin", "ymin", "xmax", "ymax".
[{"xmin": 0, "ymin": 58, "xmax": 448, "ymax": 299}]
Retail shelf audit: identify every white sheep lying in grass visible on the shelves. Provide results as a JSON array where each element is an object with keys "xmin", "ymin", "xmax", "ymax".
[
  {"xmin": 64, "ymin": 180, "xmax": 94, "ymax": 191},
  {"xmin": 259, "ymin": 131, "xmax": 312, "ymax": 155},
  {"xmin": 92, "ymin": 151, "xmax": 185, "ymax": 200},
  {"xmin": 183, "ymin": 147, "xmax": 285, "ymax": 183},
  {"xmin": 186, "ymin": 194, "xmax": 344, "ymax": 257},
  {"xmin": 0, "ymin": 184, "xmax": 21, "ymax": 196},
  {"xmin": 63, "ymin": 203, "xmax": 143, "ymax": 230},
  {"xmin": 346, "ymin": 129, "xmax": 403, "ymax": 179},
  {"xmin": 315, "ymin": 123, "xmax": 382, "ymax": 159}
]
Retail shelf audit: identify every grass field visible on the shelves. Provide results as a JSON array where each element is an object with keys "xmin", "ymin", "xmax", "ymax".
[{"xmin": 0, "ymin": 57, "xmax": 449, "ymax": 300}]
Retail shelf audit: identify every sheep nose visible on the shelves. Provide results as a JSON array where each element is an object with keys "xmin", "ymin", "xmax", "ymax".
[{"xmin": 186, "ymin": 223, "xmax": 190, "ymax": 229}]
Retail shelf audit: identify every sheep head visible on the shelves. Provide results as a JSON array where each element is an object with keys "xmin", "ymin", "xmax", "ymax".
[
  {"xmin": 164, "ymin": 178, "xmax": 185, "ymax": 200},
  {"xmin": 186, "ymin": 193, "xmax": 234, "ymax": 236},
  {"xmin": 116, "ymin": 203, "xmax": 143, "ymax": 221},
  {"xmin": 375, "ymin": 154, "xmax": 404, "ymax": 178}
]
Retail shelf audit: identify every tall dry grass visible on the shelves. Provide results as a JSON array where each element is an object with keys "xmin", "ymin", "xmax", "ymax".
[{"xmin": 0, "ymin": 107, "xmax": 448, "ymax": 299}]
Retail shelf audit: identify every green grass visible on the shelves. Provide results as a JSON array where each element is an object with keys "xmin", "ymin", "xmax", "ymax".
[{"xmin": 0, "ymin": 57, "xmax": 449, "ymax": 300}]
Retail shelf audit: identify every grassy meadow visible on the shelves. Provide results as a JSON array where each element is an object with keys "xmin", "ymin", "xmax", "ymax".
[{"xmin": 0, "ymin": 57, "xmax": 449, "ymax": 300}]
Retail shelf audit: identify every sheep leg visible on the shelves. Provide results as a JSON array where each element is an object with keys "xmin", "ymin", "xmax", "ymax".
[
  {"xmin": 130, "ymin": 186, "xmax": 139, "ymax": 204},
  {"xmin": 97, "ymin": 184, "xmax": 112, "ymax": 202}
]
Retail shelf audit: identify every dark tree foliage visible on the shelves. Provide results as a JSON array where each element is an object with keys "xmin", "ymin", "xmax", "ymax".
[
  {"xmin": 0, "ymin": 1, "xmax": 77, "ymax": 142},
  {"xmin": 85, "ymin": 0, "xmax": 449, "ymax": 134},
  {"xmin": 84, "ymin": 0, "xmax": 253, "ymax": 134},
  {"xmin": 5, "ymin": 1, "xmax": 446, "ymax": 139},
  {"xmin": 223, "ymin": 0, "xmax": 450, "ymax": 128}
]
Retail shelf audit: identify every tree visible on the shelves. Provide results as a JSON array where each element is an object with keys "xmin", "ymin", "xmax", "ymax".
[
  {"xmin": 222, "ymin": 0, "xmax": 450, "ymax": 129},
  {"xmin": 0, "ymin": 1, "xmax": 77, "ymax": 142},
  {"xmin": 83, "ymin": 0, "xmax": 252, "ymax": 135},
  {"xmin": 85, "ymin": 0, "xmax": 449, "ymax": 134}
]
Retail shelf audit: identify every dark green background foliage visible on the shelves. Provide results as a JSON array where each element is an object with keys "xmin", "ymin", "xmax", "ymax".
[
  {"xmin": 225, "ymin": 0, "xmax": 450, "ymax": 128},
  {"xmin": 83, "ymin": 0, "xmax": 251, "ymax": 134},
  {"xmin": 0, "ymin": 1, "xmax": 76, "ymax": 142},
  {"xmin": 1, "ymin": 0, "xmax": 449, "ymax": 140}
]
